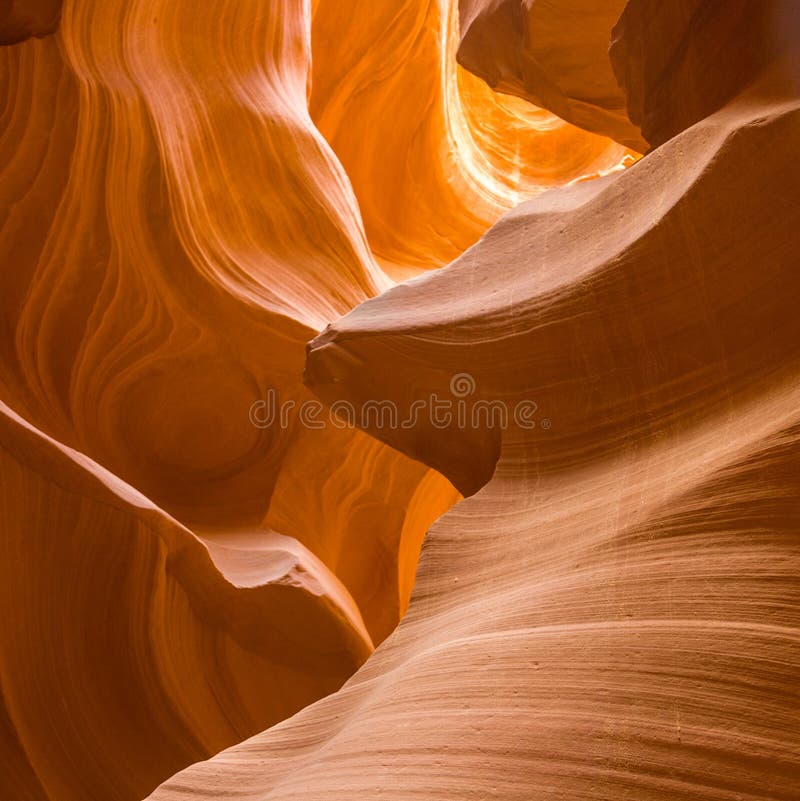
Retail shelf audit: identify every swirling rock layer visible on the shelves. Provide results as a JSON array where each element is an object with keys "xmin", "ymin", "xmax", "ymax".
[
  {"xmin": 310, "ymin": 0, "xmax": 634, "ymax": 272},
  {"xmin": 3, "ymin": 0, "xmax": 799, "ymax": 800},
  {"xmin": 0, "ymin": 0, "xmax": 461, "ymax": 797},
  {"xmin": 458, "ymin": 0, "xmax": 648, "ymax": 150},
  {"xmin": 0, "ymin": 399, "xmax": 371, "ymax": 801},
  {"xmin": 150, "ymin": 2, "xmax": 800, "ymax": 800}
]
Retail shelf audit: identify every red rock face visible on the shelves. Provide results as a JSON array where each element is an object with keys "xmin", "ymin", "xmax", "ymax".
[{"xmin": 2, "ymin": 2, "xmax": 799, "ymax": 800}]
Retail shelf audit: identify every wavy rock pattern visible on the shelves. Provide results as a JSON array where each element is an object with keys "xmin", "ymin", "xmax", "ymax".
[
  {"xmin": 458, "ymin": 0, "xmax": 648, "ymax": 150},
  {"xmin": 0, "ymin": 399, "xmax": 371, "ymax": 801},
  {"xmin": 310, "ymin": 0, "xmax": 634, "ymax": 273},
  {"xmin": 4, "ymin": 0, "xmax": 798, "ymax": 800},
  {"xmin": 0, "ymin": 0, "xmax": 458, "ymax": 641},
  {"xmin": 0, "ymin": 0, "xmax": 460, "ymax": 796},
  {"xmin": 149, "ymin": 2, "xmax": 800, "ymax": 800}
]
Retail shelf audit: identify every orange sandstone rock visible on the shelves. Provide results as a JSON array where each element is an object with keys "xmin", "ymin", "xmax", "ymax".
[
  {"xmin": 6, "ymin": 1, "xmax": 797, "ymax": 800},
  {"xmin": 0, "ymin": 399, "xmax": 371, "ymax": 801},
  {"xmin": 0, "ymin": 1, "xmax": 458, "ymax": 797},
  {"xmin": 311, "ymin": 0, "xmax": 634, "ymax": 273},
  {"xmin": 609, "ymin": 0, "xmax": 796, "ymax": 148},
  {"xmin": 458, "ymin": 0, "xmax": 648, "ymax": 150},
  {"xmin": 0, "ymin": 1, "xmax": 453, "ymax": 645},
  {"xmin": 148, "ymin": 3, "xmax": 800, "ymax": 799}
]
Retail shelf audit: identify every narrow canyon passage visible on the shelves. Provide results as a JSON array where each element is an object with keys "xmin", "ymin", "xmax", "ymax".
[{"xmin": 1, "ymin": 1, "xmax": 798, "ymax": 801}]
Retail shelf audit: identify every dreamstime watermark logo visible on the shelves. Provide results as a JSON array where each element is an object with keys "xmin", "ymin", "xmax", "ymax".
[{"xmin": 249, "ymin": 373, "xmax": 550, "ymax": 432}]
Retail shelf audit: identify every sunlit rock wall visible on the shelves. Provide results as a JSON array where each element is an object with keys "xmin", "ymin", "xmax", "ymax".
[{"xmin": 2, "ymin": 1, "xmax": 797, "ymax": 800}]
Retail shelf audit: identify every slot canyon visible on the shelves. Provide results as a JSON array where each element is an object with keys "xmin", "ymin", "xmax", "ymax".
[{"xmin": 1, "ymin": 1, "xmax": 798, "ymax": 799}]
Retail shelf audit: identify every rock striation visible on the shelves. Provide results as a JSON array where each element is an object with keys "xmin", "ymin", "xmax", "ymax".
[
  {"xmin": 458, "ymin": 0, "xmax": 648, "ymax": 150},
  {"xmin": 149, "ymin": 1, "xmax": 800, "ymax": 799},
  {"xmin": 2, "ymin": 1, "xmax": 798, "ymax": 800},
  {"xmin": 0, "ymin": 0, "xmax": 460, "ymax": 796},
  {"xmin": 310, "ymin": 0, "xmax": 634, "ymax": 273}
]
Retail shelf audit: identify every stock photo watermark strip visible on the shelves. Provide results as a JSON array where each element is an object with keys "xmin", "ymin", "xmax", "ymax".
[{"xmin": 249, "ymin": 373, "xmax": 550, "ymax": 431}]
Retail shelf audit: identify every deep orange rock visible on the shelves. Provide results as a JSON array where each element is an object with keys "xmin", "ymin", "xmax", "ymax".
[
  {"xmin": 149, "ymin": 3, "xmax": 800, "ymax": 799},
  {"xmin": 0, "ymin": 399, "xmax": 371, "ymax": 800},
  {"xmin": 0, "ymin": 1, "xmax": 458, "ymax": 797},
  {"xmin": 458, "ymin": 0, "xmax": 648, "ymax": 150},
  {"xmin": 311, "ymin": 0, "xmax": 634, "ymax": 273},
  {"xmin": 0, "ymin": 1, "xmax": 454, "ymax": 646},
  {"xmin": 4, "ymin": 1, "xmax": 799, "ymax": 800},
  {"xmin": 609, "ymin": 0, "xmax": 794, "ymax": 148}
]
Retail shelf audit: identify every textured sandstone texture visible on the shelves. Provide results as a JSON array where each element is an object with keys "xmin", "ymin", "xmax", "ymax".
[
  {"xmin": 458, "ymin": 0, "xmax": 648, "ymax": 150},
  {"xmin": 310, "ymin": 0, "xmax": 634, "ymax": 274},
  {"xmin": 149, "ymin": 1, "xmax": 800, "ymax": 799},
  {"xmin": 0, "ymin": 0, "xmax": 461, "ymax": 796},
  {"xmin": 0, "ymin": 400, "xmax": 371, "ymax": 800},
  {"xmin": 2, "ymin": 0, "xmax": 799, "ymax": 800}
]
